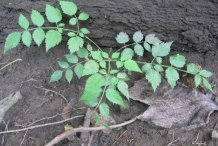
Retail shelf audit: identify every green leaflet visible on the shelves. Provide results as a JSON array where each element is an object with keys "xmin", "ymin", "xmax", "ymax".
[
  {"xmin": 143, "ymin": 42, "xmax": 151, "ymax": 52},
  {"xmin": 82, "ymin": 60, "xmax": 99, "ymax": 76},
  {"xmin": 111, "ymin": 52, "xmax": 120, "ymax": 59},
  {"xmin": 100, "ymin": 60, "xmax": 106, "ymax": 68},
  {"xmin": 124, "ymin": 60, "xmax": 142, "ymax": 73},
  {"xmin": 156, "ymin": 57, "xmax": 162, "ymax": 64},
  {"xmin": 93, "ymin": 111, "xmax": 101, "ymax": 124},
  {"xmin": 117, "ymin": 72, "xmax": 127, "ymax": 79},
  {"xmin": 68, "ymin": 36, "xmax": 84, "ymax": 54},
  {"xmin": 154, "ymin": 64, "xmax": 164, "ymax": 72},
  {"xmin": 45, "ymin": 30, "xmax": 62, "ymax": 52},
  {"xmin": 59, "ymin": 1, "xmax": 77, "ymax": 16},
  {"xmin": 146, "ymin": 69, "xmax": 161, "ymax": 91},
  {"xmin": 142, "ymin": 63, "xmax": 152, "ymax": 73},
  {"xmin": 170, "ymin": 54, "xmax": 186, "ymax": 68},
  {"xmin": 45, "ymin": 4, "xmax": 62, "ymax": 23},
  {"xmin": 194, "ymin": 74, "xmax": 202, "ymax": 87},
  {"xmin": 77, "ymin": 48, "xmax": 88, "ymax": 58},
  {"xmin": 202, "ymin": 78, "xmax": 213, "ymax": 92},
  {"xmin": 69, "ymin": 18, "xmax": 78, "ymax": 25},
  {"xmin": 145, "ymin": 34, "xmax": 161, "ymax": 45},
  {"xmin": 91, "ymin": 51, "xmax": 102, "ymax": 61},
  {"xmin": 74, "ymin": 64, "xmax": 84, "ymax": 79},
  {"xmin": 117, "ymin": 80, "xmax": 129, "ymax": 100},
  {"xmin": 85, "ymin": 73, "xmax": 106, "ymax": 88},
  {"xmin": 31, "ymin": 9, "xmax": 44, "ymax": 27},
  {"xmin": 80, "ymin": 88, "xmax": 101, "ymax": 106},
  {"xmin": 106, "ymin": 88, "xmax": 124, "ymax": 107},
  {"xmin": 99, "ymin": 103, "xmax": 109, "ymax": 118},
  {"xmin": 58, "ymin": 61, "xmax": 69, "ymax": 68},
  {"xmin": 32, "ymin": 28, "xmax": 45, "ymax": 46},
  {"xmin": 101, "ymin": 52, "xmax": 109, "ymax": 58},
  {"xmin": 78, "ymin": 13, "xmax": 90, "ymax": 20},
  {"xmin": 4, "ymin": 32, "xmax": 21, "ymax": 54},
  {"xmin": 115, "ymin": 32, "xmax": 129, "ymax": 44},
  {"xmin": 152, "ymin": 42, "xmax": 172, "ymax": 57},
  {"xmin": 110, "ymin": 70, "xmax": 119, "ymax": 74},
  {"xmin": 22, "ymin": 30, "xmax": 32, "ymax": 48},
  {"xmin": 116, "ymin": 61, "xmax": 123, "ymax": 68},
  {"xmin": 199, "ymin": 70, "xmax": 213, "ymax": 78},
  {"xmin": 67, "ymin": 32, "xmax": 76, "ymax": 37},
  {"xmin": 80, "ymin": 28, "xmax": 90, "ymax": 34},
  {"xmin": 65, "ymin": 69, "xmax": 73, "ymax": 83},
  {"xmin": 65, "ymin": 54, "xmax": 78, "ymax": 63},
  {"xmin": 87, "ymin": 43, "xmax": 93, "ymax": 51},
  {"xmin": 18, "ymin": 14, "xmax": 29, "ymax": 29},
  {"xmin": 134, "ymin": 44, "xmax": 144, "ymax": 56},
  {"xmin": 133, "ymin": 31, "xmax": 143, "ymax": 43},
  {"xmin": 121, "ymin": 48, "xmax": 134, "ymax": 57},
  {"xmin": 50, "ymin": 70, "xmax": 63, "ymax": 82},
  {"xmin": 187, "ymin": 63, "xmax": 199, "ymax": 75},
  {"xmin": 165, "ymin": 67, "xmax": 179, "ymax": 89}
]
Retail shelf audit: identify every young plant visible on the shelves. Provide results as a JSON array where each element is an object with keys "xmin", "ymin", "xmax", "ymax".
[{"xmin": 3, "ymin": 1, "xmax": 213, "ymax": 123}]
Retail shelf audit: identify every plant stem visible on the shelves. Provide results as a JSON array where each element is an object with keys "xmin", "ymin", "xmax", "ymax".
[
  {"xmin": 84, "ymin": 36, "xmax": 103, "ymax": 52},
  {"xmin": 116, "ymin": 41, "xmax": 144, "ymax": 52}
]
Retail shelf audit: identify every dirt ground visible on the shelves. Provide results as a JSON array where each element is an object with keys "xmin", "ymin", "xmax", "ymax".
[{"xmin": 0, "ymin": 0, "xmax": 218, "ymax": 146}]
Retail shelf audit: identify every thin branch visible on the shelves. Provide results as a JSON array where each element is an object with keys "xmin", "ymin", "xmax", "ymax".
[
  {"xmin": 33, "ymin": 85, "xmax": 68, "ymax": 103},
  {"xmin": 45, "ymin": 115, "xmax": 139, "ymax": 146},
  {"xmin": 0, "ymin": 115, "xmax": 84, "ymax": 134},
  {"xmin": 0, "ymin": 58, "xmax": 22, "ymax": 71}
]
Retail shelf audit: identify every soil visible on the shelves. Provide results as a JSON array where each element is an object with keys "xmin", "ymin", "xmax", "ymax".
[{"xmin": 0, "ymin": 0, "xmax": 218, "ymax": 146}]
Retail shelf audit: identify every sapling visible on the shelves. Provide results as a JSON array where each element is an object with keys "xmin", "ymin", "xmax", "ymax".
[{"xmin": 3, "ymin": 0, "xmax": 214, "ymax": 123}]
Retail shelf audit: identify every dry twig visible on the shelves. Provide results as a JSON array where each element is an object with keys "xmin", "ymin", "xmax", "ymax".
[{"xmin": 0, "ymin": 58, "xmax": 22, "ymax": 71}]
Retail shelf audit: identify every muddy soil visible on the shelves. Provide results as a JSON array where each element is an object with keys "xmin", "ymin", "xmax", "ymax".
[{"xmin": 0, "ymin": 0, "xmax": 218, "ymax": 146}]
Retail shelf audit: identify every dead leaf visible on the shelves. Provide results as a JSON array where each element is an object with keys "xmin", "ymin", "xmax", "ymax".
[{"xmin": 129, "ymin": 78, "xmax": 218, "ymax": 129}]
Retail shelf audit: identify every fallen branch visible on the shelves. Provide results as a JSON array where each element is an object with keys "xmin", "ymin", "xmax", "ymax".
[
  {"xmin": 0, "ymin": 58, "xmax": 22, "ymax": 71},
  {"xmin": 45, "ymin": 115, "xmax": 140, "ymax": 146},
  {"xmin": 0, "ymin": 115, "xmax": 83, "ymax": 134}
]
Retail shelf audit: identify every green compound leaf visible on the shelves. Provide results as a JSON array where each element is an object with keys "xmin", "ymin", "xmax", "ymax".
[
  {"xmin": 102, "ymin": 52, "xmax": 109, "ymax": 58},
  {"xmin": 170, "ymin": 54, "xmax": 186, "ymax": 68},
  {"xmin": 82, "ymin": 60, "xmax": 99, "ymax": 76},
  {"xmin": 69, "ymin": 18, "xmax": 78, "ymax": 25},
  {"xmin": 145, "ymin": 34, "xmax": 161, "ymax": 45},
  {"xmin": 143, "ymin": 42, "xmax": 151, "ymax": 52},
  {"xmin": 87, "ymin": 43, "xmax": 93, "ymax": 51},
  {"xmin": 133, "ymin": 30, "xmax": 143, "ymax": 43},
  {"xmin": 117, "ymin": 72, "xmax": 127, "ymax": 79},
  {"xmin": 77, "ymin": 48, "xmax": 88, "ymax": 58},
  {"xmin": 100, "ymin": 60, "xmax": 106, "ymax": 68},
  {"xmin": 65, "ymin": 69, "xmax": 73, "ymax": 83},
  {"xmin": 65, "ymin": 54, "xmax": 78, "ymax": 63},
  {"xmin": 154, "ymin": 64, "xmax": 164, "ymax": 72},
  {"xmin": 18, "ymin": 14, "xmax": 29, "ymax": 29},
  {"xmin": 117, "ymin": 80, "xmax": 129, "ymax": 100},
  {"xmin": 111, "ymin": 52, "xmax": 120, "ymax": 59},
  {"xmin": 106, "ymin": 88, "xmax": 125, "ymax": 107},
  {"xmin": 59, "ymin": 0, "xmax": 77, "ymax": 16},
  {"xmin": 116, "ymin": 61, "xmax": 123, "ymax": 68},
  {"xmin": 146, "ymin": 69, "xmax": 161, "ymax": 91},
  {"xmin": 45, "ymin": 4, "xmax": 62, "ymax": 23},
  {"xmin": 74, "ymin": 64, "xmax": 84, "ymax": 79},
  {"xmin": 80, "ymin": 88, "xmax": 101, "ymax": 105},
  {"xmin": 115, "ymin": 32, "xmax": 129, "ymax": 44},
  {"xmin": 45, "ymin": 30, "xmax": 62, "ymax": 52},
  {"xmin": 31, "ymin": 9, "xmax": 44, "ymax": 27},
  {"xmin": 202, "ymin": 78, "xmax": 213, "ymax": 92},
  {"xmin": 99, "ymin": 103, "xmax": 109, "ymax": 118},
  {"xmin": 78, "ymin": 13, "xmax": 90, "ymax": 20},
  {"xmin": 165, "ymin": 67, "xmax": 179, "ymax": 89},
  {"xmin": 194, "ymin": 74, "xmax": 202, "ymax": 87},
  {"xmin": 187, "ymin": 63, "xmax": 199, "ymax": 75},
  {"xmin": 4, "ymin": 32, "xmax": 21, "ymax": 54},
  {"xmin": 58, "ymin": 61, "xmax": 69, "ymax": 68},
  {"xmin": 33, "ymin": 28, "xmax": 45, "ymax": 46},
  {"xmin": 68, "ymin": 36, "xmax": 84, "ymax": 54},
  {"xmin": 156, "ymin": 57, "xmax": 162, "ymax": 64},
  {"xmin": 124, "ymin": 60, "xmax": 142, "ymax": 73},
  {"xmin": 85, "ymin": 73, "xmax": 106, "ymax": 88},
  {"xmin": 91, "ymin": 51, "xmax": 102, "ymax": 61},
  {"xmin": 50, "ymin": 70, "xmax": 63, "ymax": 82},
  {"xmin": 80, "ymin": 28, "xmax": 90, "ymax": 34},
  {"xmin": 22, "ymin": 30, "xmax": 32, "ymax": 48},
  {"xmin": 142, "ymin": 63, "xmax": 152, "ymax": 73},
  {"xmin": 134, "ymin": 44, "xmax": 144, "ymax": 56},
  {"xmin": 152, "ymin": 42, "xmax": 171, "ymax": 57},
  {"xmin": 199, "ymin": 70, "xmax": 213, "ymax": 78}
]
